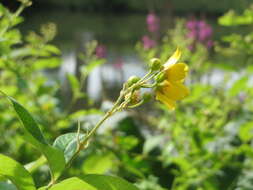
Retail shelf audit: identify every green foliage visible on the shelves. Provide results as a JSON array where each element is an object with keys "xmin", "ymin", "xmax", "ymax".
[
  {"xmin": 216, "ymin": 6, "xmax": 253, "ymax": 68},
  {"xmin": 171, "ymin": 0, "xmax": 251, "ymax": 13},
  {"xmin": 7, "ymin": 96, "xmax": 66, "ymax": 180},
  {"xmin": 134, "ymin": 6, "xmax": 253, "ymax": 190},
  {"xmin": 27, "ymin": 0, "xmax": 252, "ymax": 13},
  {"xmin": 0, "ymin": 154, "xmax": 36, "ymax": 190},
  {"xmin": 1, "ymin": 1, "xmax": 253, "ymax": 190},
  {"xmin": 0, "ymin": 2, "xmax": 139, "ymax": 189},
  {"xmin": 45, "ymin": 177, "xmax": 95, "ymax": 190},
  {"xmin": 44, "ymin": 175, "xmax": 140, "ymax": 190},
  {"xmin": 82, "ymin": 153, "xmax": 115, "ymax": 174},
  {"xmin": 218, "ymin": 8, "xmax": 253, "ymax": 26},
  {"xmin": 81, "ymin": 174, "xmax": 140, "ymax": 190},
  {"xmin": 53, "ymin": 133, "xmax": 85, "ymax": 162}
]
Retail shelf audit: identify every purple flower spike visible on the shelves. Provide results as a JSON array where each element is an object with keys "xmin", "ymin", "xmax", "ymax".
[
  {"xmin": 146, "ymin": 12, "xmax": 160, "ymax": 33},
  {"xmin": 199, "ymin": 26, "xmax": 212, "ymax": 41},
  {"xmin": 142, "ymin": 35, "xmax": 156, "ymax": 49},
  {"xmin": 95, "ymin": 45, "xmax": 107, "ymax": 58},
  {"xmin": 186, "ymin": 18, "xmax": 214, "ymax": 50}
]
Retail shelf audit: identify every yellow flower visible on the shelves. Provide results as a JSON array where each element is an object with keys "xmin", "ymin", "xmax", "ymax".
[{"xmin": 156, "ymin": 49, "xmax": 189, "ymax": 110}]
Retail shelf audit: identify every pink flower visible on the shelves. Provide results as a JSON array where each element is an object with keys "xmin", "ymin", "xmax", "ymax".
[
  {"xmin": 146, "ymin": 12, "xmax": 160, "ymax": 33},
  {"xmin": 186, "ymin": 18, "xmax": 214, "ymax": 50},
  {"xmin": 186, "ymin": 20, "xmax": 197, "ymax": 30},
  {"xmin": 186, "ymin": 29, "xmax": 198, "ymax": 39},
  {"xmin": 197, "ymin": 20, "xmax": 207, "ymax": 29},
  {"xmin": 95, "ymin": 45, "xmax": 107, "ymax": 58},
  {"xmin": 198, "ymin": 25, "xmax": 212, "ymax": 41},
  {"xmin": 142, "ymin": 35, "xmax": 156, "ymax": 49}
]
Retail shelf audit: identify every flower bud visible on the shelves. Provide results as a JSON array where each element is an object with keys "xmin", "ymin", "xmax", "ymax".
[
  {"xmin": 149, "ymin": 58, "xmax": 161, "ymax": 71},
  {"xmin": 131, "ymin": 91, "xmax": 141, "ymax": 104},
  {"xmin": 155, "ymin": 72, "xmax": 166, "ymax": 83},
  {"xmin": 127, "ymin": 76, "xmax": 140, "ymax": 87},
  {"xmin": 18, "ymin": 0, "xmax": 32, "ymax": 6}
]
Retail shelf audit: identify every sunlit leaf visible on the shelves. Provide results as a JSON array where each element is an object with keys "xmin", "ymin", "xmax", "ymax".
[
  {"xmin": 53, "ymin": 133, "xmax": 85, "ymax": 162},
  {"xmin": 48, "ymin": 177, "xmax": 96, "ymax": 190},
  {"xmin": 67, "ymin": 74, "xmax": 80, "ymax": 98},
  {"xmin": 239, "ymin": 121, "xmax": 253, "ymax": 142},
  {"xmin": 33, "ymin": 58, "xmax": 61, "ymax": 70},
  {"xmin": 0, "ymin": 154, "xmax": 36, "ymax": 190},
  {"xmin": 82, "ymin": 174, "xmax": 140, "ymax": 190},
  {"xmin": 228, "ymin": 76, "xmax": 249, "ymax": 97},
  {"xmin": 5, "ymin": 96, "xmax": 65, "ymax": 180},
  {"xmin": 81, "ymin": 59, "xmax": 104, "ymax": 78},
  {"xmin": 82, "ymin": 153, "xmax": 115, "ymax": 174},
  {"xmin": 44, "ymin": 45, "xmax": 61, "ymax": 55}
]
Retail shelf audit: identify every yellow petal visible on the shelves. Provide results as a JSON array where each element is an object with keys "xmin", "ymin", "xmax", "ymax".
[
  {"xmin": 166, "ymin": 62, "xmax": 188, "ymax": 82},
  {"xmin": 161, "ymin": 81, "xmax": 189, "ymax": 101},
  {"xmin": 156, "ymin": 91, "xmax": 176, "ymax": 110},
  {"xmin": 164, "ymin": 48, "xmax": 182, "ymax": 68}
]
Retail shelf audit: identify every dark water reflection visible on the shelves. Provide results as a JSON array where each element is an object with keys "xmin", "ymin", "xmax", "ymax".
[{"xmin": 21, "ymin": 10, "xmax": 168, "ymax": 53}]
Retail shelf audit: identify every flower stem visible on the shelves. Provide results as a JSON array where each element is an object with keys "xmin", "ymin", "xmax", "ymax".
[{"xmin": 49, "ymin": 70, "xmax": 157, "ymax": 187}]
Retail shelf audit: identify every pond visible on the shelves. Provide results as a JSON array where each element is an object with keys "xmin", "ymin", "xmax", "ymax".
[
  {"xmin": 19, "ymin": 9, "xmax": 237, "ymax": 101},
  {"xmin": 20, "ymin": 9, "xmax": 174, "ymax": 100}
]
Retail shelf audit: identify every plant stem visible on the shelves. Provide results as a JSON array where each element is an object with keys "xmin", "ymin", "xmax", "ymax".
[{"xmin": 65, "ymin": 88, "xmax": 125, "ymax": 169}]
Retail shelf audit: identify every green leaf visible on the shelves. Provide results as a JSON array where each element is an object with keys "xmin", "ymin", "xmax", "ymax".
[
  {"xmin": 228, "ymin": 76, "xmax": 249, "ymax": 97},
  {"xmin": 82, "ymin": 174, "xmax": 140, "ymax": 190},
  {"xmin": 48, "ymin": 177, "xmax": 96, "ymax": 190},
  {"xmin": 82, "ymin": 153, "xmax": 114, "ymax": 174},
  {"xmin": 6, "ymin": 96, "xmax": 65, "ymax": 180},
  {"xmin": 37, "ymin": 187, "xmax": 47, "ymax": 190},
  {"xmin": 0, "ymin": 154, "xmax": 36, "ymax": 190},
  {"xmin": 218, "ymin": 10, "xmax": 253, "ymax": 26},
  {"xmin": 67, "ymin": 74, "xmax": 80, "ymax": 98},
  {"xmin": 53, "ymin": 133, "xmax": 85, "ymax": 162},
  {"xmin": 33, "ymin": 58, "xmax": 61, "ymax": 70},
  {"xmin": 9, "ymin": 97, "xmax": 47, "ymax": 144},
  {"xmin": 42, "ymin": 147, "xmax": 66, "ymax": 180},
  {"xmin": 25, "ymin": 156, "xmax": 47, "ymax": 173},
  {"xmin": 44, "ymin": 45, "xmax": 61, "ymax": 55},
  {"xmin": 239, "ymin": 121, "xmax": 253, "ymax": 142},
  {"xmin": 48, "ymin": 175, "xmax": 140, "ymax": 190},
  {"xmin": 81, "ymin": 59, "xmax": 104, "ymax": 78},
  {"xmin": 0, "ymin": 175, "xmax": 6, "ymax": 181}
]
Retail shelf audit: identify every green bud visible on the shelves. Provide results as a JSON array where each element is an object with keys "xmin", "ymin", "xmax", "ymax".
[
  {"xmin": 18, "ymin": 0, "xmax": 32, "ymax": 6},
  {"xmin": 149, "ymin": 58, "xmax": 162, "ymax": 71},
  {"xmin": 155, "ymin": 72, "xmax": 166, "ymax": 83},
  {"xmin": 127, "ymin": 76, "xmax": 141, "ymax": 87}
]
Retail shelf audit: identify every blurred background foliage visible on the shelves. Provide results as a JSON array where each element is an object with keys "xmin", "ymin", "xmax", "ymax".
[
  {"xmin": 2, "ymin": 0, "xmax": 253, "ymax": 13},
  {"xmin": 1, "ymin": 0, "xmax": 253, "ymax": 190}
]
